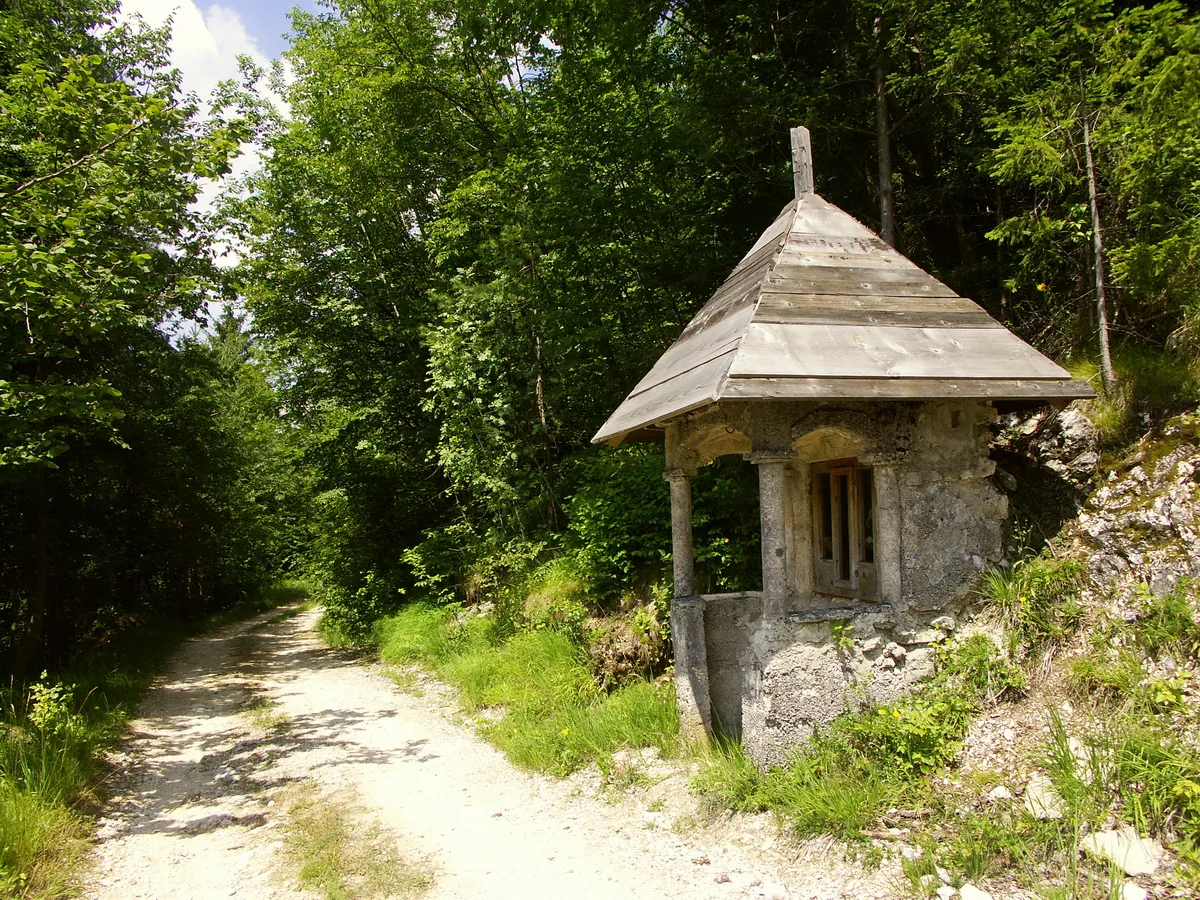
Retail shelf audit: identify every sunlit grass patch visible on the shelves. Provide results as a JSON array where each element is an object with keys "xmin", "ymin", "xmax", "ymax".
[
  {"xmin": 370, "ymin": 603, "xmax": 678, "ymax": 775},
  {"xmin": 281, "ymin": 783, "xmax": 431, "ymax": 900},
  {"xmin": 1066, "ymin": 348, "xmax": 1200, "ymax": 447},
  {"xmin": 241, "ymin": 697, "xmax": 289, "ymax": 732},
  {"xmin": 0, "ymin": 782, "xmax": 90, "ymax": 899}
]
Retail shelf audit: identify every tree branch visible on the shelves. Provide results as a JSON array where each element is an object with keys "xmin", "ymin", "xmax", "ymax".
[{"xmin": 0, "ymin": 117, "xmax": 153, "ymax": 203}]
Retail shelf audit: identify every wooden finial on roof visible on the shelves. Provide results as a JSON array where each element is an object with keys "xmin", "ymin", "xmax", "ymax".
[{"xmin": 790, "ymin": 126, "xmax": 813, "ymax": 199}]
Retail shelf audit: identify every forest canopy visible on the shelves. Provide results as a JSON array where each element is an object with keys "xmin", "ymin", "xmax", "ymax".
[{"xmin": 5, "ymin": 0, "xmax": 1200, "ymax": 667}]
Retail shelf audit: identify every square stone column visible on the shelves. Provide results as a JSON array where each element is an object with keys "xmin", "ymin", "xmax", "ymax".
[
  {"xmin": 664, "ymin": 469, "xmax": 694, "ymax": 599},
  {"xmin": 750, "ymin": 452, "xmax": 795, "ymax": 620},
  {"xmin": 670, "ymin": 595, "xmax": 712, "ymax": 743},
  {"xmin": 663, "ymin": 466, "xmax": 710, "ymax": 743}
]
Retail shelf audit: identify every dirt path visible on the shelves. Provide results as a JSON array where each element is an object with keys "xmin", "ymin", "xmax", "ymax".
[{"xmin": 87, "ymin": 606, "xmax": 897, "ymax": 899}]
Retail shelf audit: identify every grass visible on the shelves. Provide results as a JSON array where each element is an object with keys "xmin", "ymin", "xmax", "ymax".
[
  {"xmin": 0, "ymin": 577, "xmax": 317, "ymax": 898},
  {"xmin": 978, "ymin": 555, "xmax": 1084, "ymax": 651},
  {"xmin": 1065, "ymin": 347, "xmax": 1200, "ymax": 448},
  {"xmin": 281, "ymin": 783, "xmax": 431, "ymax": 900},
  {"xmin": 371, "ymin": 602, "xmax": 679, "ymax": 776},
  {"xmin": 241, "ymin": 697, "xmax": 289, "ymax": 732}
]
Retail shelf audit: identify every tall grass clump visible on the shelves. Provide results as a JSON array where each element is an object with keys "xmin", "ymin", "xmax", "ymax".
[
  {"xmin": 0, "ymin": 676, "xmax": 102, "ymax": 897},
  {"xmin": 979, "ymin": 555, "xmax": 1084, "ymax": 650},
  {"xmin": 373, "ymin": 601, "xmax": 678, "ymax": 775}
]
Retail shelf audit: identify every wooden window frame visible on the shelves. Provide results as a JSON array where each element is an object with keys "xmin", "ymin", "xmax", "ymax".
[{"xmin": 812, "ymin": 458, "xmax": 877, "ymax": 601}]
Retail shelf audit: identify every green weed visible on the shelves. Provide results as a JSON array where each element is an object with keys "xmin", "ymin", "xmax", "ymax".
[
  {"xmin": 282, "ymin": 784, "xmax": 431, "ymax": 899},
  {"xmin": 979, "ymin": 556, "xmax": 1084, "ymax": 649}
]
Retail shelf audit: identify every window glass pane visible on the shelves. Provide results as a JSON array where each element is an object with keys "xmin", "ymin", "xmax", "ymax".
[
  {"xmin": 836, "ymin": 473, "xmax": 850, "ymax": 581},
  {"xmin": 818, "ymin": 472, "xmax": 833, "ymax": 560},
  {"xmin": 860, "ymin": 468, "xmax": 874, "ymax": 563}
]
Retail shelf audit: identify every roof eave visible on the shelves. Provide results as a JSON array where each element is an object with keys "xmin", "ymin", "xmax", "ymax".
[{"xmin": 590, "ymin": 377, "xmax": 1095, "ymax": 446}]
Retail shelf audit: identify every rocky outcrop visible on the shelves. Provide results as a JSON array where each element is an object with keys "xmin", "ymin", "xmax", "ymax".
[
  {"xmin": 1074, "ymin": 411, "xmax": 1200, "ymax": 596},
  {"xmin": 994, "ymin": 406, "xmax": 1100, "ymax": 486}
]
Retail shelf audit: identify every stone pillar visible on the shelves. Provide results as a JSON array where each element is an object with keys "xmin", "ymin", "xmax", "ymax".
[
  {"xmin": 790, "ymin": 461, "xmax": 814, "ymax": 599},
  {"xmin": 874, "ymin": 464, "xmax": 902, "ymax": 605},
  {"xmin": 751, "ymin": 452, "xmax": 794, "ymax": 620},
  {"xmin": 664, "ymin": 469, "xmax": 694, "ymax": 599},
  {"xmin": 670, "ymin": 595, "xmax": 712, "ymax": 744}
]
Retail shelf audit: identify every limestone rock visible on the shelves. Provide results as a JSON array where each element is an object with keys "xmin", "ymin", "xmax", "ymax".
[
  {"xmin": 986, "ymin": 785, "xmax": 1013, "ymax": 802},
  {"xmin": 1072, "ymin": 410, "xmax": 1200, "ymax": 594},
  {"xmin": 935, "ymin": 886, "xmax": 957, "ymax": 900},
  {"xmin": 1023, "ymin": 774, "xmax": 1064, "ymax": 820},
  {"xmin": 995, "ymin": 407, "xmax": 1099, "ymax": 484},
  {"xmin": 1078, "ymin": 827, "xmax": 1163, "ymax": 876},
  {"xmin": 959, "ymin": 886, "xmax": 993, "ymax": 900},
  {"xmin": 1120, "ymin": 882, "xmax": 1148, "ymax": 900}
]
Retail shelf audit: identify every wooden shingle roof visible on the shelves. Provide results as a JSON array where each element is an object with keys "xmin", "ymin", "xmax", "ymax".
[{"xmin": 594, "ymin": 161, "xmax": 1092, "ymax": 446}]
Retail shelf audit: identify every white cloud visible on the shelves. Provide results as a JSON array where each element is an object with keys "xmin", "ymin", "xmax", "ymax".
[
  {"xmin": 118, "ymin": 2, "xmax": 271, "ymax": 108},
  {"xmin": 117, "ymin": 2, "xmax": 289, "ymax": 266}
]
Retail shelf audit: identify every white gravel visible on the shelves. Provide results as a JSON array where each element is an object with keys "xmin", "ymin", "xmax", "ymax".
[{"xmin": 86, "ymin": 606, "xmax": 896, "ymax": 899}]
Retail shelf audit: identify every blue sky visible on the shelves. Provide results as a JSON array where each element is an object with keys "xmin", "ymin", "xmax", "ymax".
[{"xmin": 222, "ymin": 0, "xmax": 319, "ymax": 59}]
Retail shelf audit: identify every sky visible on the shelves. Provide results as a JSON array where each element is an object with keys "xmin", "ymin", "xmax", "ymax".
[
  {"xmin": 117, "ymin": 0, "xmax": 317, "ymax": 102},
  {"xmin": 114, "ymin": 1, "xmax": 318, "ymax": 306}
]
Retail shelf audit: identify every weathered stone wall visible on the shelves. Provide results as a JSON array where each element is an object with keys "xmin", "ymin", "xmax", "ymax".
[
  {"xmin": 702, "ymin": 592, "xmax": 763, "ymax": 738},
  {"xmin": 897, "ymin": 402, "xmax": 1006, "ymax": 614}
]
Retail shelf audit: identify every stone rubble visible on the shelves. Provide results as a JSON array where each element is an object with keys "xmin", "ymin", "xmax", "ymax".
[
  {"xmin": 1023, "ymin": 773, "xmax": 1064, "ymax": 820},
  {"xmin": 1078, "ymin": 826, "xmax": 1164, "ymax": 876}
]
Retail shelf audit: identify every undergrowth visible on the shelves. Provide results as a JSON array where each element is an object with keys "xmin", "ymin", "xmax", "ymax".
[
  {"xmin": 0, "ymin": 578, "xmax": 316, "ymax": 898},
  {"xmin": 694, "ymin": 560, "xmax": 1200, "ymax": 896},
  {"xmin": 373, "ymin": 602, "xmax": 678, "ymax": 775},
  {"xmin": 1066, "ymin": 348, "xmax": 1200, "ymax": 448}
]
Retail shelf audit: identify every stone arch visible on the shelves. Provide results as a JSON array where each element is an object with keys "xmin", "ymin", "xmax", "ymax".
[{"xmin": 791, "ymin": 409, "xmax": 874, "ymax": 462}]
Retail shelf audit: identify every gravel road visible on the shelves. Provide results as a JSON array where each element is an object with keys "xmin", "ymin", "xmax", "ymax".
[{"xmin": 86, "ymin": 606, "xmax": 895, "ymax": 899}]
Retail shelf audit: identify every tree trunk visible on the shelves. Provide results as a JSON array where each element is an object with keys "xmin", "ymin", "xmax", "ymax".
[
  {"xmin": 10, "ymin": 469, "xmax": 50, "ymax": 678},
  {"xmin": 533, "ymin": 333, "xmax": 558, "ymax": 531},
  {"xmin": 1080, "ymin": 69, "xmax": 1118, "ymax": 394},
  {"xmin": 874, "ymin": 19, "xmax": 895, "ymax": 247}
]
